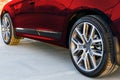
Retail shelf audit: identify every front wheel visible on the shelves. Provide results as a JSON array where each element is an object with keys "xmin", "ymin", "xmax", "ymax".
[
  {"xmin": 1, "ymin": 13, "xmax": 21, "ymax": 45},
  {"xmin": 69, "ymin": 15, "xmax": 118, "ymax": 77}
]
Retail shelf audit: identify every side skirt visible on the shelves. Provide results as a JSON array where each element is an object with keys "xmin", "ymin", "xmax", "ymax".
[{"xmin": 15, "ymin": 28, "xmax": 62, "ymax": 39}]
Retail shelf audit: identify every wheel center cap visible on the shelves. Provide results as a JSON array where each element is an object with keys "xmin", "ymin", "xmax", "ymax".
[{"xmin": 84, "ymin": 39, "xmax": 92, "ymax": 52}]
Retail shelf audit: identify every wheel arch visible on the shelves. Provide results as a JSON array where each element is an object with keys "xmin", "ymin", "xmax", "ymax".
[
  {"xmin": 66, "ymin": 8, "xmax": 112, "ymax": 46},
  {"xmin": 1, "ymin": 7, "xmax": 16, "ymax": 34},
  {"xmin": 1, "ymin": 5, "xmax": 15, "ymax": 22},
  {"xmin": 66, "ymin": 8, "xmax": 117, "ymax": 64}
]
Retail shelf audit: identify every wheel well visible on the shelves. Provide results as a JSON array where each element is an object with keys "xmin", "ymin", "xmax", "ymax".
[
  {"xmin": 66, "ymin": 9, "xmax": 112, "ymax": 47},
  {"xmin": 1, "ymin": 10, "xmax": 8, "ymax": 19}
]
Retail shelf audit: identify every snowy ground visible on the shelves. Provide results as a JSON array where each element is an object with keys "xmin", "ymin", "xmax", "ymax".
[{"xmin": 0, "ymin": 21, "xmax": 120, "ymax": 80}]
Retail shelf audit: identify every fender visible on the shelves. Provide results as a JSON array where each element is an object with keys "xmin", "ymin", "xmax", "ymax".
[{"xmin": 1, "ymin": 4, "xmax": 15, "ymax": 22}]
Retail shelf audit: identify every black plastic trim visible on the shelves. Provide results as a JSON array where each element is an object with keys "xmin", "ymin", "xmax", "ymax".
[{"xmin": 16, "ymin": 28, "xmax": 62, "ymax": 39}]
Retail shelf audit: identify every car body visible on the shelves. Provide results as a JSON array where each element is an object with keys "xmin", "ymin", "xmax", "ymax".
[{"xmin": 1, "ymin": 0, "xmax": 120, "ymax": 77}]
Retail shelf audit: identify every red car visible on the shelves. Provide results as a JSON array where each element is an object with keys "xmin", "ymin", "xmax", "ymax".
[{"xmin": 1, "ymin": 0, "xmax": 120, "ymax": 77}]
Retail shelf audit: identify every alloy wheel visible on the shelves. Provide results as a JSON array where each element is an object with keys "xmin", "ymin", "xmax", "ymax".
[
  {"xmin": 1, "ymin": 15, "xmax": 11, "ymax": 43},
  {"xmin": 70, "ymin": 22, "xmax": 104, "ymax": 72}
]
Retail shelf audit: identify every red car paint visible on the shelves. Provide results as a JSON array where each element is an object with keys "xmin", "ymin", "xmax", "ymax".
[{"xmin": 1, "ymin": 0, "xmax": 120, "ymax": 47}]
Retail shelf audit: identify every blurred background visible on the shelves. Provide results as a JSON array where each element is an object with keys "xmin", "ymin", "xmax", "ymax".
[{"xmin": 0, "ymin": 0, "xmax": 9, "ymax": 12}]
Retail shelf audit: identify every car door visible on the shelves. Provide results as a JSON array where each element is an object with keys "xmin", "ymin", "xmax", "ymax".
[
  {"xmin": 14, "ymin": 0, "xmax": 36, "ymax": 29},
  {"xmin": 34, "ymin": 0, "xmax": 73, "ymax": 39}
]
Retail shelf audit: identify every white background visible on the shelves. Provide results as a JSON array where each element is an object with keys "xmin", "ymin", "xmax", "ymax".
[{"xmin": 0, "ymin": 21, "xmax": 120, "ymax": 80}]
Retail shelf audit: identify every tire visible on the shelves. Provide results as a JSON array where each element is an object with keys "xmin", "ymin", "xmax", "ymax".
[
  {"xmin": 69, "ymin": 15, "xmax": 118, "ymax": 77},
  {"xmin": 1, "ymin": 13, "xmax": 21, "ymax": 45}
]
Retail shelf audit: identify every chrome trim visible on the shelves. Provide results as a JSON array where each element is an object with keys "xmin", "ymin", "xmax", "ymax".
[{"xmin": 16, "ymin": 28, "xmax": 24, "ymax": 30}]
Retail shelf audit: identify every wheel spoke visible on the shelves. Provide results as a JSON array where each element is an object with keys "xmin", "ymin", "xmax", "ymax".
[
  {"xmin": 92, "ymin": 39, "xmax": 102, "ymax": 43},
  {"xmin": 4, "ymin": 32, "xmax": 7, "ymax": 41},
  {"xmin": 5, "ymin": 31, "xmax": 9, "ymax": 41},
  {"xmin": 2, "ymin": 31, "xmax": 6, "ymax": 39},
  {"xmin": 90, "ymin": 54, "xmax": 97, "ymax": 68},
  {"xmin": 3, "ymin": 19, "xmax": 7, "ymax": 27},
  {"xmin": 89, "ymin": 27, "xmax": 95, "ymax": 40},
  {"xmin": 75, "ymin": 28, "xmax": 85, "ymax": 44},
  {"xmin": 72, "ymin": 48, "xmax": 79, "ymax": 55},
  {"xmin": 71, "ymin": 37, "xmax": 84, "ymax": 55},
  {"xmin": 3, "ymin": 17, "xmax": 7, "ymax": 27},
  {"xmin": 92, "ymin": 49, "xmax": 102, "ymax": 57},
  {"xmin": 71, "ymin": 38, "xmax": 78, "ymax": 45},
  {"xmin": 84, "ymin": 59, "xmax": 88, "ymax": 70},
  {"xmin": 84, "ymin": 53, "xmax": 90, "ymax": 70},
  {"xmin": 83, "ymin": 22, "xmax": 89, "ymax": 41},
  {"xmin": 93, "ymin": 52, "xmax": 102, "ymax": 57},
  {"xmin": 7, "ymin": 22, "xmax": 10, "ymax": 28},
  {"xmin": 7, "ymin": 30, "xmax": 10, "ymax": 36},
  {"xmin": 77, "ymin": 54, "xmax": 83, "ymax": 65},
  {"xmin": 5, "ymin": 17, "xmax": 8, "ymax": 25},
  {"xmin": 83, "ymin": 22, "xmax": 87, "ymax": 35}
]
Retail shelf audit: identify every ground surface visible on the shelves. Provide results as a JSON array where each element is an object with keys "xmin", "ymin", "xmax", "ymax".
[
  {"xmin": 0, "ymin": 22, "xmax": 120, "ymax": 80},
  {"xmin": 0, "ymin": 1, "xmax": 120, "ymax": 80}
]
